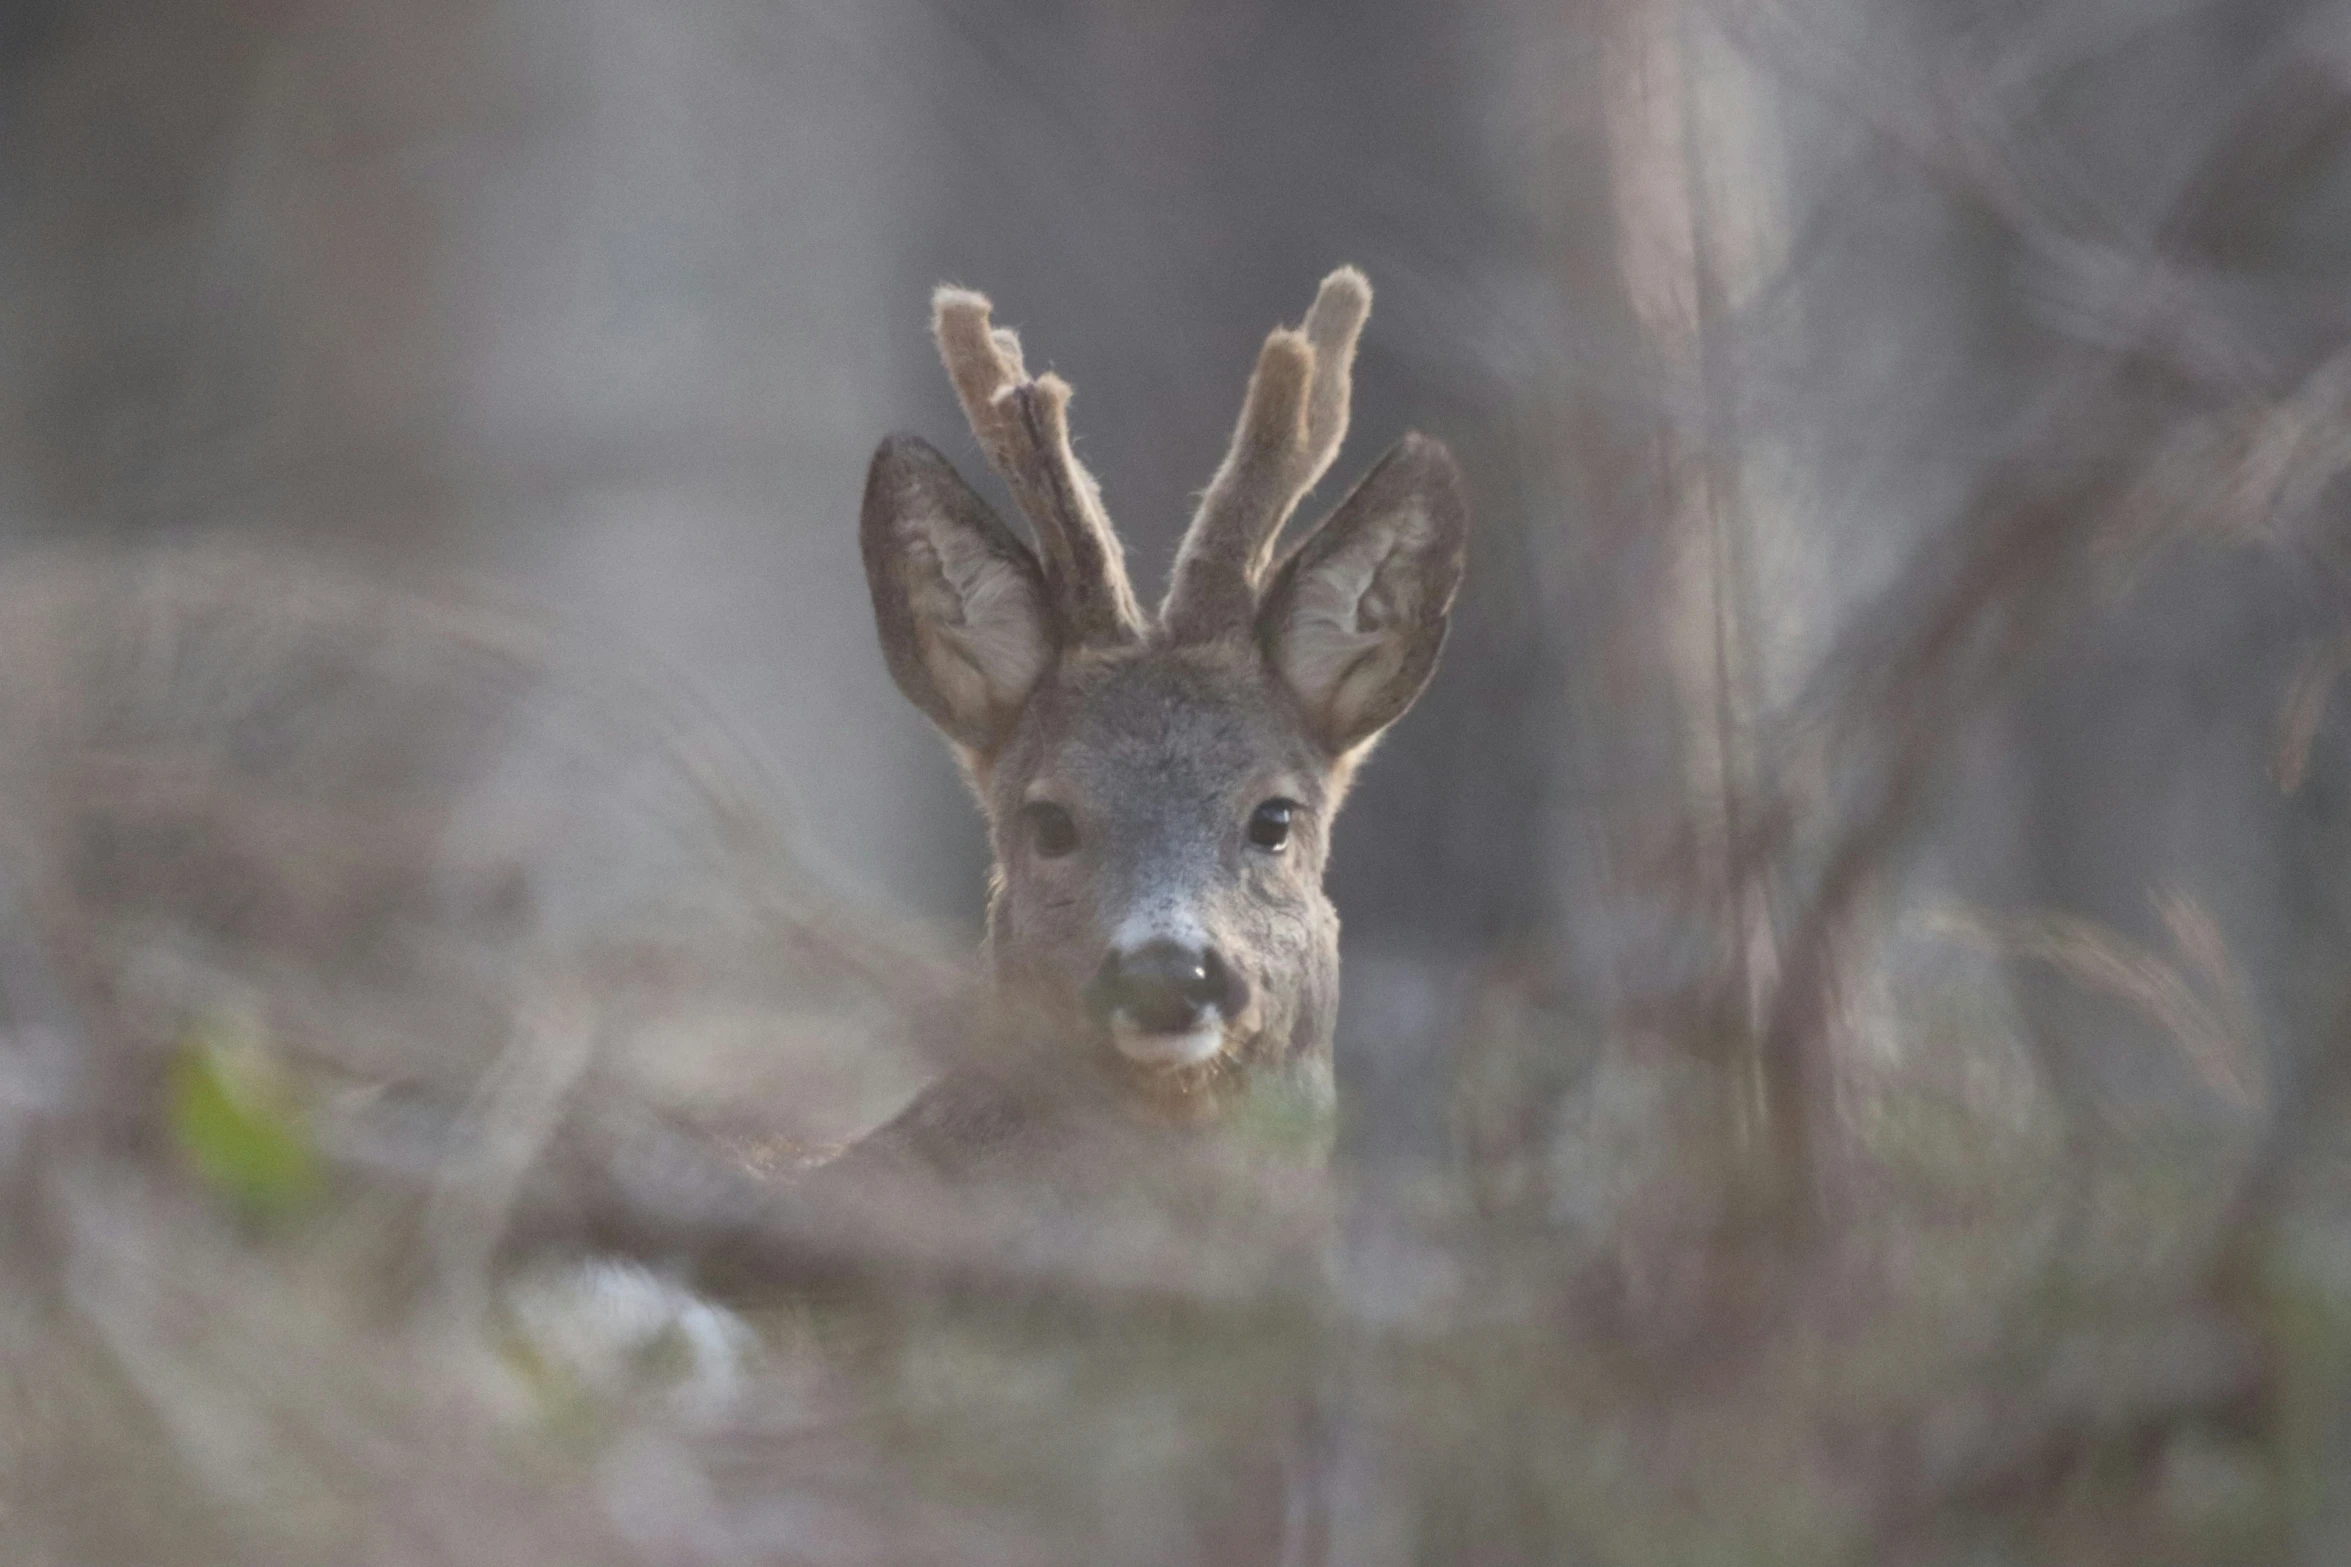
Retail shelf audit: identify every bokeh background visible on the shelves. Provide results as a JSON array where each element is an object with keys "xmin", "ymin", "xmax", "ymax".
[{"xmin": 6, "ymin": 1, "xmax": 2351, "ymax": 1563}]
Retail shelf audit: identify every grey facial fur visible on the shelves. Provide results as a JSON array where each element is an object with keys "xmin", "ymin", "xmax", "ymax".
[{"xmin": 983, "ymin": 641, "xmax": 1341, "ymax": 1101}]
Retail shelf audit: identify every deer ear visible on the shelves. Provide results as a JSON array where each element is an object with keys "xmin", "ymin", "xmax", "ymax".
[
  {"xmin": 862, "ymin": 434, "xmax": 1054, "ymax": 753},
  {"xmin": 1258, "ymin": 432, "xmax": 1467, "ymax": 754}
]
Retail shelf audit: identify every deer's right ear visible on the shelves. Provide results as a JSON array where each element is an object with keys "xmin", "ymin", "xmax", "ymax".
[{"xmin": 861, "ymin": 434, "xmax": 1054, "ymax": 753}]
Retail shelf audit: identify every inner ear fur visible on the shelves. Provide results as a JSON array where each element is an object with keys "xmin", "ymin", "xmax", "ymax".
[
  {"xmin": 1256, "ymin": 431, "xmax": 1468, "ymax": 754},
  {"xmin": 861, "ymin": 434, "xmax": 1054, "ymax": 753}
]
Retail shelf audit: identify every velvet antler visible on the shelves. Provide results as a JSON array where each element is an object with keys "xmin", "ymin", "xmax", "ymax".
[
  {"xmin": 1160, "ymin": 268, "xmax": 1372, "ymax": 641},
  {"xmin": 931, "ymin": 287, "xmax": 1143, "ymax": 647}
]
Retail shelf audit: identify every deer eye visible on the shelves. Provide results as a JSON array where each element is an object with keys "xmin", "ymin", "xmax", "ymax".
[
  {"xmin": 1247, "ymin": 798, "xmax": 1296, "ymax": 852},
  {"xmin": 1022, "ymin": 802, "xmax": 1080, "ymax": 859}
]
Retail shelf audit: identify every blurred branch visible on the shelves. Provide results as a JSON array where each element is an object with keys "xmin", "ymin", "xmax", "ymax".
[{"xmin": 426, "ymin": 989, "xmax": 601, "ymax": 1322}]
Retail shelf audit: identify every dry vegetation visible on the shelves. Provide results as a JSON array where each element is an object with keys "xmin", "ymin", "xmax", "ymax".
[{"xmin": 0, "ymin": 442, "xmax": 2347, "ymax": 1567}]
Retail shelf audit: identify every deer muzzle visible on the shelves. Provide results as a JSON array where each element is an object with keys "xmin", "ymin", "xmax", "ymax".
[{"xmin": 1086, "ymin": 939, "xmax": 1249, "ymax": 1069}]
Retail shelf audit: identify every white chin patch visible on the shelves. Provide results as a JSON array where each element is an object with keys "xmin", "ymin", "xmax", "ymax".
[{"xmin": 1110, "ymin": 1017, "xmax": 1227, "ymax": 1071}]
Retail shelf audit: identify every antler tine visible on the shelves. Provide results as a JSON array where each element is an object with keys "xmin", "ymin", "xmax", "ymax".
[
  {"xmin": 1162, "ymin": 267, "xmax": 1372, "ymax": 641},
  {"xmin": 931, "ymin": 286, "xmax": 1143, "ymax": 647}
]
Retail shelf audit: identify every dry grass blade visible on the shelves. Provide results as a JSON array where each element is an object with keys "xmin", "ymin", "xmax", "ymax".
[
  {"xmin": 2272, "ymin": 630, "xmax": 2351, "ymax": 794},
  {"xmin": 1920, "ymin": 898, "xmax": 2263, "ymax": 1110},
  {"xmin": 2153, "ymin": 887, "xmax": 2263, "ymax": 1089}
]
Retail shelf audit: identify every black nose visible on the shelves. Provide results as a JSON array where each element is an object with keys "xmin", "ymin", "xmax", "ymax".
[{"xmin": 1088, "ymin": 941, "xmax": 1236, "ymax": 1034}]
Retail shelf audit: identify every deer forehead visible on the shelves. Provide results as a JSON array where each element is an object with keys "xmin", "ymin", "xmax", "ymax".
[{"xmin": 994, "ymin": 646, "xmax": 1327, "ymax": 817}]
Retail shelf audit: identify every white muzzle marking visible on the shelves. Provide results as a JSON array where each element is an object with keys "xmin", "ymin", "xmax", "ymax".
[{"xmin": 1110, "ymin": 1015, "xmax": 1226, "ymax": 1070}]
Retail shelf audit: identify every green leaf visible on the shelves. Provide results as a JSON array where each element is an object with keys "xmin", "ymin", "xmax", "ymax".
[{"xmin": 168, "ymin": 1018, "xmax": 323, "ymax": 1219}]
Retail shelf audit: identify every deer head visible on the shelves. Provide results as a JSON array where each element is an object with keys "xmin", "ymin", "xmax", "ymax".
[{"xmin": 860, "ymin": 270, "xmax": 1466, "ymax": 1125}]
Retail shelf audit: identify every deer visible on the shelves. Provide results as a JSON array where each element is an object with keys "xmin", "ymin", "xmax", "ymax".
[{"xmin": 851, "ymin": 267, "xmax": 1468, "ymax": 1179}]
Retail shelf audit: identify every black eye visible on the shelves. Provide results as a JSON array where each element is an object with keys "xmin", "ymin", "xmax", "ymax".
[
  {"xmin": 1247, "ymin": 798, "xmax": 1296, "ymax": 852},
  {"xmin": 1023, "ymin": 802, "xmax": 1080, "ymax": 859}
]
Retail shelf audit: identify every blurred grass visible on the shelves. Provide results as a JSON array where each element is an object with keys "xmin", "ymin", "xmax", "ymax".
[{"xmin": 0, "ymin": 318, "xmax": 2348, "ymax": 1563}]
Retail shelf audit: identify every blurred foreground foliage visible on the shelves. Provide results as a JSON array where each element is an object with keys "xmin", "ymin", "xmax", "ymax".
[
  {"xmin": 167, "ymin": 1016, "xmax": 323, "ymax": 1221},
  {"xmin": 0, "ymin": 547, "xmax": 2339, "ymax": 1566}
]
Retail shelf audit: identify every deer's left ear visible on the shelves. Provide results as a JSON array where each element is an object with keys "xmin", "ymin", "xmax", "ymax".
[{"xmin": 1257, "ymin": 432, "xmax": 1467, "ymax": 754}]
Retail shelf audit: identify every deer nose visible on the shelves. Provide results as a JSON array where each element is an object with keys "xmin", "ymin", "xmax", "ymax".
[{"xmin": 1088, "ymin": 940, "xmax": 1236, "ymax": 1034}]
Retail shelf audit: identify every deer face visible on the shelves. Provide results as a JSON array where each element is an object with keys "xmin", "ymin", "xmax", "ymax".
[
  {"xmin": 860, "ymin": 272, "xmax": 1466, "ymax": 1113},
  {"xmin": 986, "ymin": 642, "xmax": 1337, "ymax": 1085}
]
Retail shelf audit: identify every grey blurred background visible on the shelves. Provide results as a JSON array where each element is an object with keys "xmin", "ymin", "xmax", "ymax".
[{"xmin": 5, "ymin": 0, "xmax": 2351, "ymax": 1161}]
